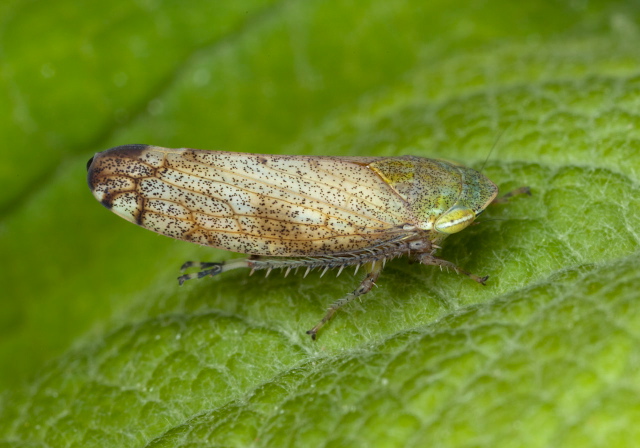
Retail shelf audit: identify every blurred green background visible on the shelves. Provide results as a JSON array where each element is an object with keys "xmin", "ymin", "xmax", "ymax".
[{"xmin": 2, "ymin": 0, "xmax": 640, "ymax": 446}]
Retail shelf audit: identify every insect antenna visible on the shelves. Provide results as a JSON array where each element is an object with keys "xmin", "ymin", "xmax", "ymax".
[{"xmin": 479, "ymin": 125, "xmax": 510, "ymax": 174}]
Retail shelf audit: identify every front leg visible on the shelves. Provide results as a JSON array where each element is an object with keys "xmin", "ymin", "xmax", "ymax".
[
  {"xmin": 417, "ymin": 252, "xmax": 488, "ymax": 285},
  {"xmin": 306, "ymin": 260, "xmax": 384, "ymax": 340}
]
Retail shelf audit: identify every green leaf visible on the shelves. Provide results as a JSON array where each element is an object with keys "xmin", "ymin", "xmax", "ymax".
[{"xmin": 2, "ymin": 0, "xmax": 640, "ymax": 446}]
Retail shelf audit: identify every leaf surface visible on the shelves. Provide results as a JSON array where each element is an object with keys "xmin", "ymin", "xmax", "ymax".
[{"xmin": 1, "ymin": 1, "xmax": 640, "ymax": 446}]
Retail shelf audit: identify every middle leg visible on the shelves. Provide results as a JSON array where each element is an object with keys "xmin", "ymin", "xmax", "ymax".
[{"xmin": 306, "ymin": 260, "xmax": 384, "ymax": 340}]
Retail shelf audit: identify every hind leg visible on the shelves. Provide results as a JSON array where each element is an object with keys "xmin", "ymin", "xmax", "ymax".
[
  {"xmin": 178, "ymin": 254, "xmax": 358, "ymax": 285},
  {"xmin": 177, "ymin": 258, "xmax": 255, "ymax": 285}
]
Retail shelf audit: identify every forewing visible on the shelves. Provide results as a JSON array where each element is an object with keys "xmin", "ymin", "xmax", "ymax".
[{"xmin": 87, "ymin": 145, "xmax": 415, "ymax": 256}]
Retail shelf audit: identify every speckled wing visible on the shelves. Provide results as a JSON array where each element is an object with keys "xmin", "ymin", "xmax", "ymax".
[{"xmin": 87, "ymin": 145, "xmax": 417, "ymax": 256}]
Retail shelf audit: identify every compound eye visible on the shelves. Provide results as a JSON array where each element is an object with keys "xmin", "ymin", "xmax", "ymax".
[{"xmin": 434, "ymin": 205, "xmax": 476, "ymax": 234}]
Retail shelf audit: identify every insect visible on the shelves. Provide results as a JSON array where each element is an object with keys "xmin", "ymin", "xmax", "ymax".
[{"xmin": 87, "ymin": 144, "xmax": 506, "ymax": 339}]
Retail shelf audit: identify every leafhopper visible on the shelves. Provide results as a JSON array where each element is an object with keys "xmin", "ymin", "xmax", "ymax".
[{"xmin": 87, "ymin": 145, "xmax": 504, "ymax": 339}]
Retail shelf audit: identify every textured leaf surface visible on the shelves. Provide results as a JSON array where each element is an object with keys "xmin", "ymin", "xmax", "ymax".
[{"xmin": 1, "ymin": 0, "xmax": 640, "ymax": 447}]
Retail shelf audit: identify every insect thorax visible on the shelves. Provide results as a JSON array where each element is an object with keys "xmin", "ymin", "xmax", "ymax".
[{"xmin": 368, "ymin": 157, "xmax": 468, "ymax": 228}]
